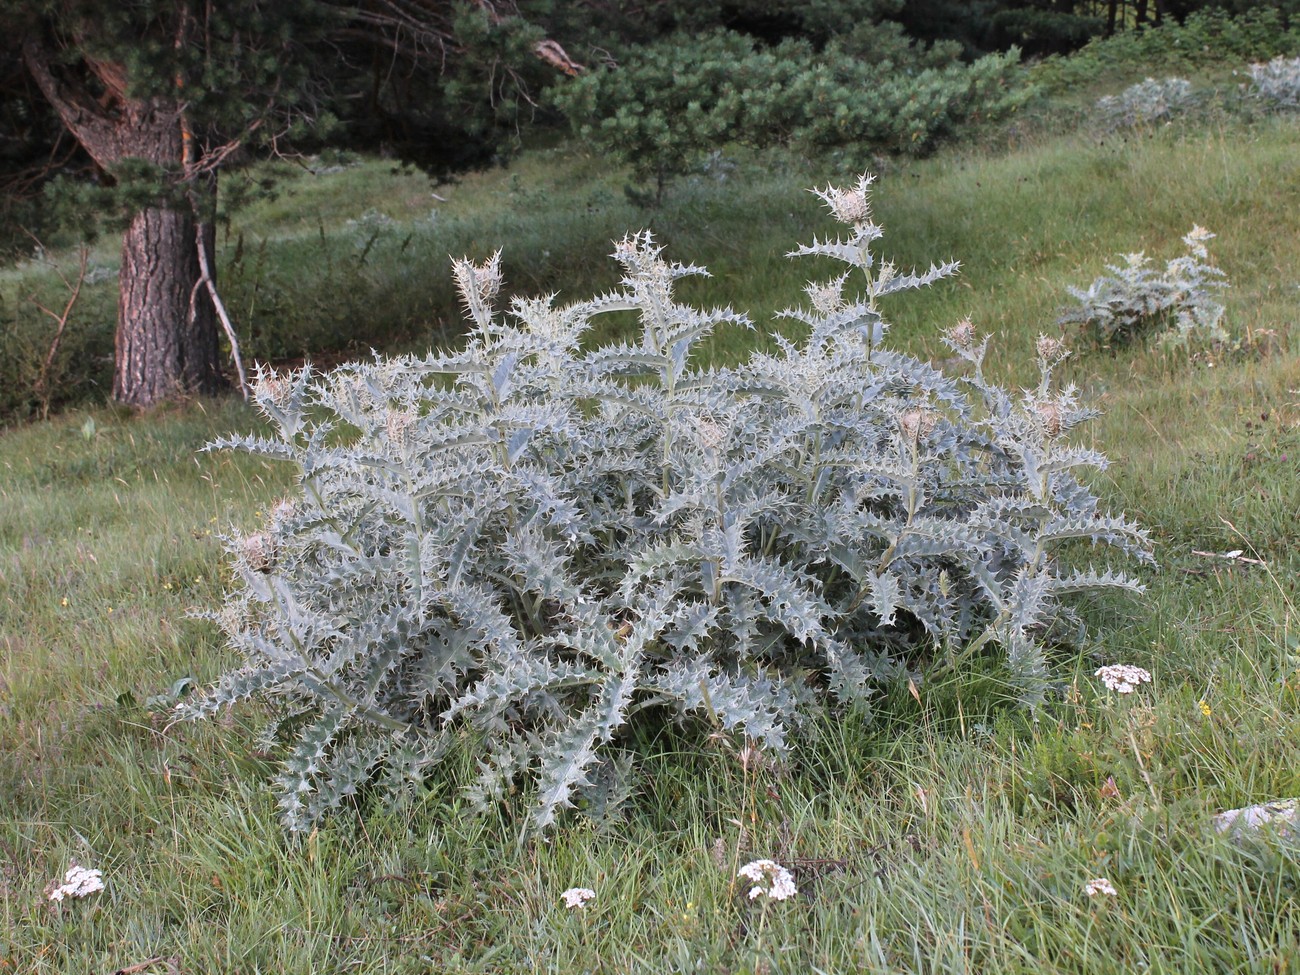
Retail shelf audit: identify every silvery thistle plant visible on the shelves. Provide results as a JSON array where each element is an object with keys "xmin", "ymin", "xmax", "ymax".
[
  {"xmin": 1061, "ymin": 226, "xmax": 1228, "ymax": 349},
  {"xmin": 180, "ymin": 175, "xmax": 1152, "ymax": 833}
]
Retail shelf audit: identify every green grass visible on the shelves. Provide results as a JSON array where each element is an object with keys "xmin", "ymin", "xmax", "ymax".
[{"xmin": 3, "ymin": 93, "xmax": 1300, "ymax": 973}]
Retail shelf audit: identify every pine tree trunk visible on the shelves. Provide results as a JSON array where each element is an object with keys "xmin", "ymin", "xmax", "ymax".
[
  {"xmin": 22, "ymin": 37, "xmax": 227, "ymax": 409},
  {"xmin": 112, "ymin": 203, "xmax": 223, "ymax": 406}
]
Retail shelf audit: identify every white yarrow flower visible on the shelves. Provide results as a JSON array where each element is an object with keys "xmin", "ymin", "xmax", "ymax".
[
  {"xmin": 738, "ymin": 859, "xmax": 797, "ymax": 901},
  {"xmin": 561, "ymin": 887, "xmax": 596, "ymax": 910},
  {"xmin": 1085, "ymin": 877, "xmax": 1118, "ymax": 898},
  {"xmin": 48, "ymin": 865, "xmax": 105, "ymax": 902},
  {"xmin": 1094, "ymin": 664, "xmax": 1152, "ymax": 694}
]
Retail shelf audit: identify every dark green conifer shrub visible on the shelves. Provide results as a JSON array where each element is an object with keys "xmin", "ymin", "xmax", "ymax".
[{"xmin": 552, "ymin": 30, "xmax": 1030, "ymax": 201}]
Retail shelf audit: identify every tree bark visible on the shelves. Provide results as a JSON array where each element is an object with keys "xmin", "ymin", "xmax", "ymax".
[
  {"xmin": 113, "ymin": 204, "xmax": 222, "ymax": 405},
  {"xmin": 23, "ymin": 34, "xmax": 224, "ymax": 408}
]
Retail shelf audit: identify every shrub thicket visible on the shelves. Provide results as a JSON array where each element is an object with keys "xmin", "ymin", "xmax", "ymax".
[{"xmin": 1033, "ymin": 8, "xmax": 1300, "ymax": 92}]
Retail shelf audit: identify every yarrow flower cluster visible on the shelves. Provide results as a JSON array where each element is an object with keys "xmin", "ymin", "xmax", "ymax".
[
  {"xmin": 738, "ymin": 859, "xmax": 797, "ymax": 901},
  {"xmin": 1084, "ymin": 877, "xmax": 1118, "ymax": 898},
  {"xmin": 48, "ymin": 865, "xmax": 105, "ymax": 902},
  {"xmin": 560, "ymin": 887, "xmax": 596, "ymax": 910},
  {"xmin": 1094, "ymin": 664, "xmax": 1152, "ymax": 694}
]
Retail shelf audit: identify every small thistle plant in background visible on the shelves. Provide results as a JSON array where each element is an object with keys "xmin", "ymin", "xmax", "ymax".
[
  {"xmin": 1247, "ymin": 55, "xmax": 1300, "ymax": 110},
  {"xmin": 1060, "ymin": 226, "xmax": 1228, "ymax": 350},
  {"xmin": 181, "ymin": 174, "xmax": 1151, "ymax": 834},
  {"xmin": 1095, "ymin": 77, "xmax": 1198, "ymax": 130}
]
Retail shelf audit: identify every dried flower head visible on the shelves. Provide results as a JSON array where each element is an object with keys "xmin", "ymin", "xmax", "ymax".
[
  {"xmin": 270, "ymin": 497, "xmax": 297, "ymax": 523},
  {"xmin": 1094, "ymin": 664, "xmax": 1152, "ymax": 694},
  {"xmin": 48, "ymin": 864, "xmax": 104, "ymax": 902},
  {"xmin": 217, "ymin": 602, "xmax": 245, "ymax": 636},
  {"xmin": 561, "ymin": 887, "xmax": 596, "ymax": 909},
  {"xmin": 946, "ymin": 318, "xmax": 977, "ymax": 350},
  {"xmin": 385, "ymin": 410, "xmax": 416, "ymax": 450},
  {"xmin": 738, "ymin": 859, "xmax": 797, "ymax": 901},
  {"xmin": 241, "ymin": 532, "xmax": 276, "ymax": 574},
  {"xmin": 1034, "ymin": 399, "xmax": 1063, "ymax": 438},
  {"xmin": 1036, "ymin": 334, "xmax": 1069, "ymax": 364},
  {"xmin": 1182, "ymin": 225, "xmax": 1215, "ymax": 259},
  {"xmin": 1085, "ymin": 877, "xmax": 1118, "ymax": 898},
  {"xmin": 812, "ymin": 175, "xmax": 875, "ymax": 226},
  {"xmin": 452, "ymin": 250, "xmax": 504, "ymax": 318},
  {"xmin": 255, "ymin": 373, "xmax": 293, "ymax": 408},
  {"xmin": 694, "ymin": 415, "xmax": 725, "ymax": 452},
  {"xmin": 805, "ymin": 275, "xmax": 848, "ymax": 316},
  {"xmin": 899, "ymin": 409, "xmax": 937, "ymax": 441}
]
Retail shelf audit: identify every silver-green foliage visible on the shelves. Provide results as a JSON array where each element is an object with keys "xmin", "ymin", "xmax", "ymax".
[
  {"xmin": 181, "ymin": 176, "xmax": 1151, "ymax": 832},
  {"xmin": 1247, "ymin": 55, "xmax": 1300, "ymax": 110},
  {"xmin": 1060, "ymin": 226, "xmax": 1228, "ymax": 349},
  {"xmin": 1094, "ymin": 77, "xmax": 1197, "ymax": 130}
]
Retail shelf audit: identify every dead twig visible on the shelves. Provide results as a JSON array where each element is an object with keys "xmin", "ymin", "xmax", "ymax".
[
  {"xmin": 24, "ymin": 236, "xmax": 89, "ymax": 419},
  {"xmin": 194, "ymin": 222, "xmax": 249, "ymax": 400},
  {"xmin": 1190, "ymin": 549, "xmax": 1267, "ymax": 567},
  {"xmin": 112, "ymin": 956, "xmax": 180, "ymax": 975}
]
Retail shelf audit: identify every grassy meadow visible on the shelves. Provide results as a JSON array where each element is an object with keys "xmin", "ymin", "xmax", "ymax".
[{"xmin": 2, "ymin": 70, "xmax": 1300, "ymax": 973}]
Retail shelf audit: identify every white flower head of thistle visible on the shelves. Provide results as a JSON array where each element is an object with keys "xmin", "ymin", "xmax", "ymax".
[
  {"xmin": 48, "ymin": 864, "xmax": 105, "ymax": 902},
  {"xmin": 737, "ymin": 859, "xmax": 797, "ymax": 901},
  {"xmin": 1095, "ymin": 664, "xmax": 1152, "ymax": 694},
  {"xmin": 560, "ymin": 887, "xmax": 596, "ymax": 910},
  {"xmin": 1085, "ymin": 877, "xmax": 1118, "ymax": 898}
]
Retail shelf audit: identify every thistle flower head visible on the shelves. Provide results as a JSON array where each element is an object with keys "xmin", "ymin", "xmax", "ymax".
[
  {"xmin": 694, "ymin": 415, "xmax": 725, "ymax": 452},
  {"xmin": 1094, "ymin": 664, "xmax": 1152, "ymax": 694},
  {"xmin": 1036, "ymin": 334, "xmax": 1069, "ymax": 365},
  {"xmin": 270, "ymin": 497, "xmax": 297, "ymax": 523},
  {"xmin": 899, "ymin": 408, "xmax": 937, "ymax": 442},
  {"xmin": 946, "ymin": 318, "xmax": 977, "ymax": 350},
  {"xmin": 812, "ymin": 175, "xmax": 875, "ymax": 226},
  {"xmin": 255, "ymin": 372, "xmax": 293, "ymax": 408},
  {"xmin": 738, "ymin": 859, "xmax": 797, "ymax": 901},
  {"xmin": 241, "ymin": 532, "xmax": 276, "ymax": 574},
  {"xmin": 805, "ymin": 275, "xmax": 848, "ymax": 316},
  {"xmin": 1033, "ymin": 399, "xmax": 1063, "ymax": 438},
  {"xmin": 612, "ymin": 231, "xmax": 664, "ymax": 275},
  {"xmin": 452, "ymin": 250, "xmax": 503, "ymax": 318},
  {"xmin": 385, "ymin": 410, "xmax": 416, "ymax": 450},
  {"xmin": 1182, "ymin": 224, "xmax": 1215, "ymax": 259}
]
